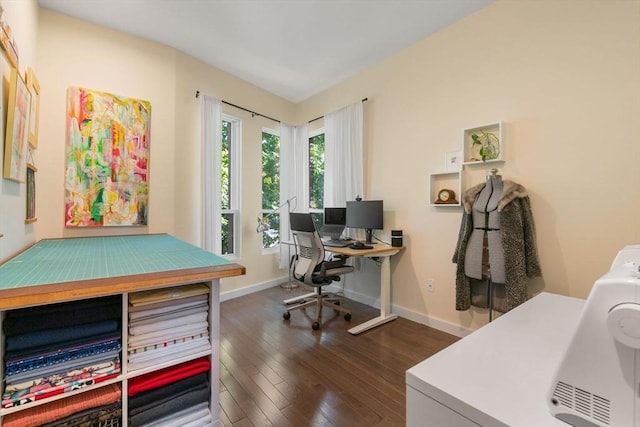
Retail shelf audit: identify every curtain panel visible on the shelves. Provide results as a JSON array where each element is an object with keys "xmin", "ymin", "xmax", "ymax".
[
  {"xmin": 279, "ymin": 123, "xmax": 309, "ymax": 269},
  {"xmin": 201, "ymin": 95, "xmax": 222, "ymax": 254},
  {"xmin": 323, "ymin": 102, "xmax": 364, "ymax": 208}
]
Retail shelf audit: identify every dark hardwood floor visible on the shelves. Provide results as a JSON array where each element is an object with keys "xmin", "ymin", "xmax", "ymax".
[{"xmin": 218, "ymin": 284, "xmax": 459, "ymax": 427}]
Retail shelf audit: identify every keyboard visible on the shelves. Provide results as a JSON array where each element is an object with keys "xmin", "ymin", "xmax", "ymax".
[{"xmin": 323, "ymin": 239, "xmax": 352, "ymax": 247}]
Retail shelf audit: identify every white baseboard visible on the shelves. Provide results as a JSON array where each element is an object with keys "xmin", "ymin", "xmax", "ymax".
[
  {"xmin": 222, "ymin": 278, "xmax": 473, "ymax": 338},
  {"xmin": 330, "ymin": 286, "xmax": 472, "ymax": 338},
  {"xmin": 391, "ymin": 304, "xmax": 473, "ymax": 338},
  {"xmin": 220, "ymin": 275, "xmax": 287, "ymax": 302}
]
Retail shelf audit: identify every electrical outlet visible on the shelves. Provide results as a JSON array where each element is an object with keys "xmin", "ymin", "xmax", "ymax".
[{"xmin": 427, "ymin": 278, "xmax": 434, "ymax": 292}]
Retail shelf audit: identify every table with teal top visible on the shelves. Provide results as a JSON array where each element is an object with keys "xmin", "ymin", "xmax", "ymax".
[
  {"xmin": 0, "ymin": 233, "xmax": 245, "ymax": 310},
  {"xmin": 0, "ymin": 233, "xmax": 245, "ymax": 425}
]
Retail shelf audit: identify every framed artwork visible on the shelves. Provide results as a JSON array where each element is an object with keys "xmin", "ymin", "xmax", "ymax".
[
  {"xmin": 445, "ymin": 150, "xmax": 462, "ymax": 172},
  {"xmin": 26, "ymin": 163, "xmax": 37, "ymax": 223},
  {"xmin": 0, "ymin": 23, "xmax": 18, "ymax": 69},
  {"xmin": 65, "ymin": 87, "xmax": 151, "ymax": 227},
  {"xmin": 26, "ymin": 67, "xmax": 40, "ymax": 149},
  {"xmin": 3, "ymin": 68, "xmax": 31, "ymax": 183}
]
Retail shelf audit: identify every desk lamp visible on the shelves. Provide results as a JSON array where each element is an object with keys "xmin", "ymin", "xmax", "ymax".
[{"xmin": 256, "ymin": 196, "xmax": 298, "ymax": 289}]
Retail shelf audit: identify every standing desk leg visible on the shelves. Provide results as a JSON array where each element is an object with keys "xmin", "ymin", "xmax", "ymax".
[{"xmin": 348, "ymin": 255, "xmax": 398, "ymax": 335}]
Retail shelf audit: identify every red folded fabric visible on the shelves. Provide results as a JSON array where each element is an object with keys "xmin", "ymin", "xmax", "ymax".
[
  {"xmin": 2, "ymin": 383, "xmax": 121, "ymax": 427},
  {"xmin": 128, "ymin": 357, "xmax": 211, "ymax": 396}
]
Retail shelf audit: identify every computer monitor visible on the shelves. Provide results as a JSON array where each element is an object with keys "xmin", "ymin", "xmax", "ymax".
[
  {"xmin": 322, "ymin": 207, "xmax": 346, "ymax": 239},
  {"xmin": 346, "ymin": 200, "xmax": 383, "ymax": 244}
]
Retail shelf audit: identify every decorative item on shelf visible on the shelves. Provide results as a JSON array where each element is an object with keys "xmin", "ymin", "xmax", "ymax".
[
  {"xmin": 435, "ymin": 189, "xmax": 458, "ymax": 205},
  {"xmin": 463, "ymin": 122, "xmax": 504, "ymax": 164},
  {"xmin": 445, "ymin": 150, "xmax": 462, "ymax": 172},
  {"xmin": 471, "ymin": 129, "xmax": 500, "ymax": 162}
]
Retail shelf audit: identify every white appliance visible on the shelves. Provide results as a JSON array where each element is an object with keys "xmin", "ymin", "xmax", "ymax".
[{"xmin": 549, "ymin": 244, "xmax": 640, "ymax": 426}]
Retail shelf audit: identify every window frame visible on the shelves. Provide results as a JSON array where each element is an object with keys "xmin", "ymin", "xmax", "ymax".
[
  {"xmin": 261, "ymin": 126, "xmax": 281, "ymax": 253},
  {"xmin": 221, "ymin": 114, "xmax": 241, "ymax": 259},
  {"xmin": 308, "ymin": 128, "xmax": 325, "ymax": 228}
]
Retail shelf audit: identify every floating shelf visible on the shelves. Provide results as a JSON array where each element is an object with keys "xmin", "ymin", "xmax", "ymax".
[
  {"xmin": 463, "ymin": 122, "xmax": 504, "ymax": 165},
  {"xmin": 429, "ymin": 171, "xmax": 462, "ymax": 207}
]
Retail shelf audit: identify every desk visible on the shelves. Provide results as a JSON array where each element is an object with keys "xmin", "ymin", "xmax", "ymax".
[
  {"xmin": 281, "ymin": 242, "xmax": 403, "ymax": 334},
  {"xmin": 327, "ymin": 243, "xmax": 403, "ymax": 334}
]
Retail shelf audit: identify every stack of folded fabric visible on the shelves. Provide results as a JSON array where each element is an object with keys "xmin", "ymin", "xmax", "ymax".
[
  {"xmin": 2, "ymin": 383, "xmax": 122, "ymax": 427},
  {"xmin": 2, "ymin": 296, "xmax": 122, "ymax": 409},
  {"xmin": 128, "ymin": 284, "xmax": 211, "ymax": 371},
  {"xmin": 128, "ymin": 357, "xmax": 211, "ymax": 426}
]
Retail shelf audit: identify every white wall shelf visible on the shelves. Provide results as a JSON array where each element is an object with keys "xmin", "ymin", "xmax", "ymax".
[
  {"xmin": 429, "ymin": 171, "xmax": 462, "ymax": 207},
  {"xmin": 462, "ymin": 122, "xmax": 504, "ymax": 165}
]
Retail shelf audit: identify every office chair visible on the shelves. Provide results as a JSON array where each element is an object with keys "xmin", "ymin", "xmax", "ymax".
[{"xmin": 283, "ymin": 213, "xmax": 353, "ymax": 330}]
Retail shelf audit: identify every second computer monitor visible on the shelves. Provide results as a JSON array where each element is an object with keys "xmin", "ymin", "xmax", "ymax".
[
  {"xmin": 346, "ymin": 200, "xmax": 383, "ymax": 244},
  {"xmin": 322, "ymin": 207, "xmax": 347, "ymax": 239}
]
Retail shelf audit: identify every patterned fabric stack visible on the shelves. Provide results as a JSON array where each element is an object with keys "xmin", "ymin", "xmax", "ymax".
[
  {"xmin": 128, "ymin": 357, "xmax": 211, "ymax": 426},
  {"xmin": 128, "ymin": 284, "xmax": 211, "ymax": 371},
  {"xmin": 2, "ymin": 296, "xmax": 122, "ymax": 410}
]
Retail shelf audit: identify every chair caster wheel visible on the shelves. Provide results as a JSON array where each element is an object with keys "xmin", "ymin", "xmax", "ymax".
[
  {"xmin": 312, "ymin": 322, "xmax": 320, "ymax": 330},
  {"xmin": 344, "ymin": 313, "xmax": 352, "ymax": 321},
  {"xmin": 283, "ymin": 312, "xmax": 291, "ymax": 320}
]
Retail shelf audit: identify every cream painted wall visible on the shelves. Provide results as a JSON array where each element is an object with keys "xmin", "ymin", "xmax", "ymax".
[
  {"xmin": 296, "ymin": 0, "xmax": 640, "ymax": 332},
  {"xmin": 35, "ymin": 9, "xmax": 296, "ymax": 293},
  {"xmin": 37, "ymin": 10, "xmax": 177, "ymax": 240}
]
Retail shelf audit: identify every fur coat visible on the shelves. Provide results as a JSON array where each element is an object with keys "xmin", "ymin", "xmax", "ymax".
[{"xmin": 452, "ymin": 180, "xmax": 541, "ymax": 312}]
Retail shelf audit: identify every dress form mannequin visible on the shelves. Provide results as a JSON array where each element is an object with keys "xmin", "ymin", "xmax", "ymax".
[
  {"xmin": 464, "ymin": 168, "xmax": 506, "ymax": 318},
  {"xmin": 453, "ymin": 170, "xmax": 541, "ymax": 314}
]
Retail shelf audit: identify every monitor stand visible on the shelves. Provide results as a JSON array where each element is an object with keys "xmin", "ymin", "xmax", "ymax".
[{"xmin": 365, "ymin": 229, "xmax": 374, "ymax": 244}]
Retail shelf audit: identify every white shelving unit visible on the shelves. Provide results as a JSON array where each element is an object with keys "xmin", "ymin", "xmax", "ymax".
[
  {"xmin": 0, "ymin": 235, "xmax": 245, "ymax": 427},
  {"xmin": 429, "ymin": 171, "xmax": 462, "ymax": 207},
  {"xmin": 462, "ymin": 121, "xmax": 504, "ymax": 165}
]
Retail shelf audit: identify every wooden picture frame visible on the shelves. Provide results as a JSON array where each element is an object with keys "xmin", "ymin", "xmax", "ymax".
[
  {"xmin": 3, "ymin": 68, "xmax": 31, "ymax": 183},
  {"xmin": 26, "ymin": 163, "xmax": 37, "ymax": 223},
  {"xmin": 0, "ymin": 24, "xmax": 18, "ymax": 69},
  {"xmin": 26, "ymin": 67, "xmax": 40, "ymax": 149}
]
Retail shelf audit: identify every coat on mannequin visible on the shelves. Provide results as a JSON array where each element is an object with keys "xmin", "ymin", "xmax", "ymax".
[{"xmin": 452, "ymin": 171, "xmax": 541, "ymax": 313}]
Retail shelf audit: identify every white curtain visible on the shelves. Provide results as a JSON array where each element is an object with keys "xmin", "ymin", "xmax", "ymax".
[
  {"xmin": 279, "ymin": 123, "xmax": 309, "ymax": 268},
  {"xmin": 324, "ymin": 102, "xmax": 364, "ymax": 207},
  {"xmin": 201, "ymin": 95, "xmax": 222, "ymax": 254}
]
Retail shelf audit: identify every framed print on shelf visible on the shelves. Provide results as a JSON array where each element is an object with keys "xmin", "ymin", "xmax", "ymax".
[
  {"xmin": 3, "ymin": 67, "xmax": 31, "ymax": 183},
  {"xmin": 445, "ymin": 150, "xmax": 462, "ymax": 172},
  {"xmin": 26, "ymin": 67, "xmax": 40, "ymax": 149}
]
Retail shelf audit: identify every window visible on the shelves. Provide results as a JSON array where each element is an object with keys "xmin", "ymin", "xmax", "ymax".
[
  {"xmin": 261, "ymin": 128, "xmax": 280, "ymax": 249},
  {"xmin": 309, "ymin": 131, "xmax": 324, "ymax": 229},
  {"xmin": 221, "ymin": 116, "xmax": 240, "ymax": 256}
]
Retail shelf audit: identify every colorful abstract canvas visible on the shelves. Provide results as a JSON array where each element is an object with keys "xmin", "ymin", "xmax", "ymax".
[{"xmin": 65, "ymin": 87, "xmax": 151, "ymax": 227}]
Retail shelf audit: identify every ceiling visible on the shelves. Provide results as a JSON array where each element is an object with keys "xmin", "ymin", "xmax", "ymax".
[{"xmin": 38, "ymin": 0, "xmax": 494, "ymax": 103}]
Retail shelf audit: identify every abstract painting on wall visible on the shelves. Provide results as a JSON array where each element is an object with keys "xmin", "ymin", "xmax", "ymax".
[{"xmin": 65, "ymin": 87, "xmax": 151, "ymax": 227}]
